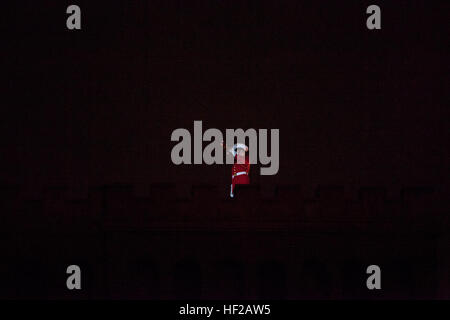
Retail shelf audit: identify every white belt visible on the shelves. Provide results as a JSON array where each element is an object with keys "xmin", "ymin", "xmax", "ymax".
[{"xmin": 232, "ymin": 171, "xmax": 247, "ymax": 178}]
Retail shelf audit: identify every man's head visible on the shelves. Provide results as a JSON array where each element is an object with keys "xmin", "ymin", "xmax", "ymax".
[
  {"xmin": 236, "ymin": 147, "xmax": 246, "ymax": 156},
  {"xmin": 235, "ymin": 143, "xmax": 248, "ymax": 157}
]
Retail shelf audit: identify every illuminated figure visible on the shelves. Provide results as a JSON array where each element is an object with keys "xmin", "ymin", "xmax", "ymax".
[{"xmin": 221, "ymin": 142, "xmax": 250, "ymax": 198}]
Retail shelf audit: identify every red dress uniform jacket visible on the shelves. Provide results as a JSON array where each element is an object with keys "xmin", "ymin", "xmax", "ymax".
[{"xmin": 230, "ymin": 154, "xmax": 250, "ymax": 196}]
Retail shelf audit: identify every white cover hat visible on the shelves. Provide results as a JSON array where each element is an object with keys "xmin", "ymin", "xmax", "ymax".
[{"xmin": 234, "ymin": 143, "xmax": 248, "ymax": 150}]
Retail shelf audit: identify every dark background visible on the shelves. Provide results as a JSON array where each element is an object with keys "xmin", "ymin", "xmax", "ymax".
[{"xmin": 1, "ymin": 0, "xmax": 449, "ymax": 299}]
